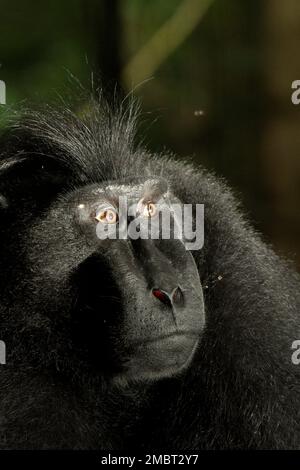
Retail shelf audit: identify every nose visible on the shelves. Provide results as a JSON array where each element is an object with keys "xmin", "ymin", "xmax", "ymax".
[{"xmin": 152, "ymin": 286, "xmax": 184, "ymax": 308}]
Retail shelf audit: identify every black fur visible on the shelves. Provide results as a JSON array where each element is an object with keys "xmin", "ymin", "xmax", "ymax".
[{"xmin": 0, "ymin": 94, "xmax": 300, "ymax": 450}]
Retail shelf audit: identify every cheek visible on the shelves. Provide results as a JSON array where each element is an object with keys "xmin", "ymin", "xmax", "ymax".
[{"xmin": 27, "ymin": 217, "xmax": 92, "ymax": 280}]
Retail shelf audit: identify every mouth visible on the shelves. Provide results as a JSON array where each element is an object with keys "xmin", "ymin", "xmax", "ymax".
[
  {"xmin": 130, "ymin": 330, "xmax": 200, "ymax": 347},
  {"xmin": 118, "ymin": 331, "xmax": 200, "ymax": 382}
]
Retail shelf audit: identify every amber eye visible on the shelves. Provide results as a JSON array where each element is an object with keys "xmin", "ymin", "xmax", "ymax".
[
  {"xmin": 95, "ymin": 208, "xmax": 118, "ymax": 224},
  {"xmin": 142, "ymin": 202, "xmax": 157, "ymax": 218}
]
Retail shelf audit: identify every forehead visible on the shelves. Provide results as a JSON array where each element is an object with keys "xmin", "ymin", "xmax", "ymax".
[
  {"xmin": 93, "ymin": 183, "xmax": 144, "ymax": 198},
  {"xmin": 70, "ymin": 178, "xmax": 170, "ymax": 206}
]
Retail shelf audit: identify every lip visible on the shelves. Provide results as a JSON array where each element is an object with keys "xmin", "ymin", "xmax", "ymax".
[
  {"xmin": 118, "ymin": 331, "xmax": 200, "ymax": 381},
  {"xmin": 130, "ymin": 330, "xmax": 200, "ymax": 348}
]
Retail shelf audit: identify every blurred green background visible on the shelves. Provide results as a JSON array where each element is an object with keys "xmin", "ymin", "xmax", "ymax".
[{"xmin": 1, "ymin": 0, "xmax": 300, "ymax": 269}]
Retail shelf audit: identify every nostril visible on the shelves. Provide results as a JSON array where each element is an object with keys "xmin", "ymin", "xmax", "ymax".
[
  {"xmin": 152, "ymin": 286, "xmax": 184, "ymax": 307},
  {"xmin": 152, "ymin": 288, "xmax": 172, "ymax": 307},
  {"xmin": 172, "ymin": 286, "xmax": 184, "ymax": 306}
]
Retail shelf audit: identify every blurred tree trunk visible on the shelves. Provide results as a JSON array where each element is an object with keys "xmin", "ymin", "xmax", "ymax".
[
  {"xmin": 83, "ymin": 0, "xmax": 122, "ymax": 88},
  {"xmin": 262, "ymin": 0, "xmax": 300, "ymax": 268}
]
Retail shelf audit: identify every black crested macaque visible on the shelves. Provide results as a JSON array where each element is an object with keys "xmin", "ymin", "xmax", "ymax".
[{"xmin": 0, "ymin": 95, "xmax": 299, "ymax": 450}]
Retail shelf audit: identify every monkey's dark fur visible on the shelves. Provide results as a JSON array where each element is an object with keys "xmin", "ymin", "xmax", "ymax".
[{"xmin": 0, "ymin": 94, "xmax": 300, "ymax": 450}]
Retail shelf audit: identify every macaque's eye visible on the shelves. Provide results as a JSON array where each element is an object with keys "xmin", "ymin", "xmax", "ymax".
[
  {"xmin": 140, "ymin": 201, "xmax": 157, "ymax": 218},
  {"xmin": 95, "ymin": 208, "xmax": 118, "ymax": 224}
]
